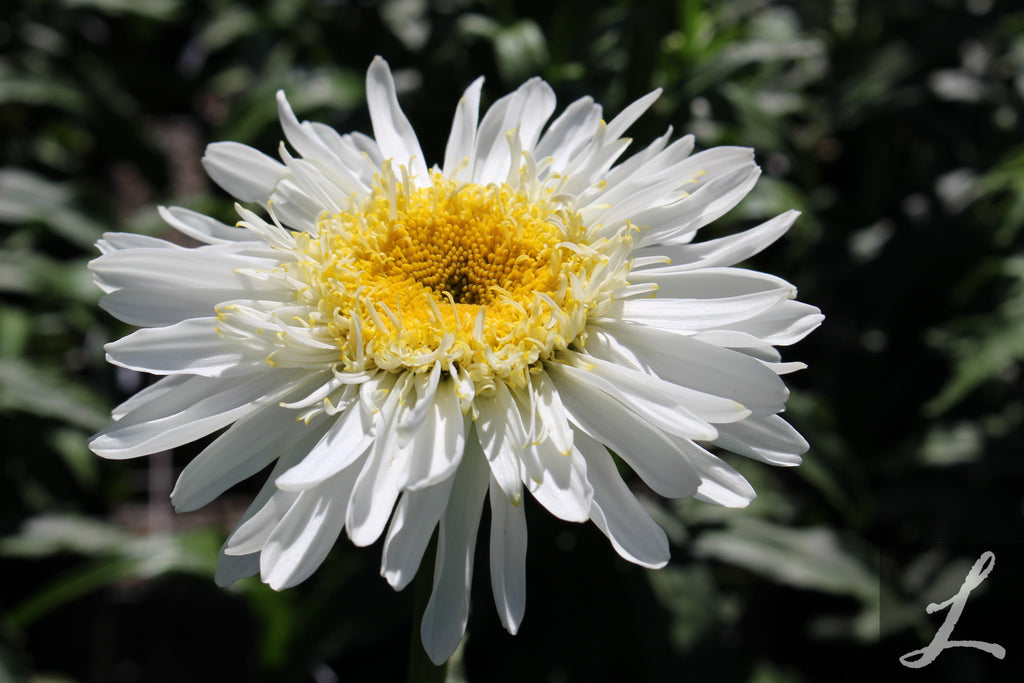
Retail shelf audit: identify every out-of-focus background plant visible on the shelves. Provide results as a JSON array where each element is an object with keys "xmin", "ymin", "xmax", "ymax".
[{"xmin": 2, "ymin": 0, "xmax": 1022, "ymax": 681}]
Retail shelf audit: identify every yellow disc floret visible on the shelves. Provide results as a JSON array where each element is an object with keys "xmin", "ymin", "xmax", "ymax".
[{"xmin": 286, "ymin": 168, "xmax": 605, "ymax": 388}]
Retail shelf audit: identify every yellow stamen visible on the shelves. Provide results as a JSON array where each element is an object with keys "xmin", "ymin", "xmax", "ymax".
[{"xmin": 287, "ymin": 169, "xmax": 605, "ymax": 387}]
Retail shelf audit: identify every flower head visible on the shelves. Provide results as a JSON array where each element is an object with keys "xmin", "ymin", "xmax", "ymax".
[{"xmin": 90, "ymin": 56, "xmax": 822, "ymax": 663}]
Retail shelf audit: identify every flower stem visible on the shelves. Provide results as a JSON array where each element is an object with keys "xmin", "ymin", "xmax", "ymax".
[{"xmin": 407, "ymin": 532, "xmax": 448, "ymax": 683}]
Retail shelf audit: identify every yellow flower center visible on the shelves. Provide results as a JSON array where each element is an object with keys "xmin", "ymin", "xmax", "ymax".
[{"xmin": 289, "ymin": 169, "xmax": 604, "ymax": 387}]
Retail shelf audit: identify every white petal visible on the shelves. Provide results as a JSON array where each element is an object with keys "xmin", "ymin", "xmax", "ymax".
[
  {"xmin": 359, "ymin": 370, "xmax": 398, "ymax": 415},
  {"xmin": 344, "ymin": 373, "xmax": 417, "ymax": 546},
  {"xmin": 309, "ymin": 123, "xmax": 377, "ymax": 191},
  {"xmin": 171, "ymin": 405, "xmax": 325, "ymax": 512},
  {"xmin": 222, "ymin": 436, "xmax": 319, "ymax": 557},
  {"xmin": 561, "ymin": 128, "xmax": 631, "ymax": 196},
  {"xmin": 110, "ymin": 374, "xmax": 188, "ymax": 420},
  {"xmin": 442, "ymin": 76, "xmax": 484, "ymax": 179},
  {"xmin": 381, "ymin": 476, "xmax": 457, "ymax": 590},
  {"xmin": 348, "ymin": 131, "xmax": 385, "ymax": 168},
  {"xmin": 365, "ymin": 57, "xmax": 429, "ymax": 183},
  {"xmin": 214, "ymin": 550, "xmax": 259, "ymax": 586},
  {"xmin": 89, "ymin": 244, "xmax": 279, "ymax": 293},
  {"xmin": 90, "ymin": 371, "xmax": 310, "ymax": 459},
  {"xmin": 559, "ymin": 350, "xmax": 748, "ymax": 428},
  {"xmin": 629, "ymin": 265, "xmax": 795, "ymax": 299},
  {"xmin": 96, "ymin": 231, "xmax": 176, "ymax": 254},
  {"xmin": 274, "ymin": 91, "xmax": 366, "ymax": 196},
  {"xmin": 578, "ymin": 326, "xmax": 647, "ymax": 372},
  {"xmin": 585, "ymin": 173, "xmax": 693, "ymax": 237},
  {"xmin": 396, "ymin": 362, "xmax": 442, "ymax": 446},
  {"xmin": 526, "ymin": 437, "xmax": 592, "ymax": 523},
  {"xmin": 473, "ymin": 383, "xmax": 526, "ymax": 505},
  {"xmin": 202, "ymin": 141, "xmax": 287, "ymax": 203},
  {"xmin": 638, "ymin": 210, "xmax": 798, "ymax": 272},
  {"xmin": 713, "ymin": 415, "xmax": 808, "ymax": 466},
  {"xmin": 530, "ymin": 370, "xmax": 573, "ymax": 455},
  {"xmin": 225, "ymin": 488, "xmax": 300, "ymax": 557},
  {"xmin": 233, "ymin": 205, "xmax": 297, "ymax": 250},
  {"xmin": 488, "ymin": 479, "xmax": 527, "ymax": 635},
  {"xmin": 215, "ymin": 442, "xmax": 312, "ymax": 586},
  {"xmin": 649, "ymin": 169, "xmax": 763, "ymax": 246},
  {"xmin": 515, "ymin": 80, "xmax": 558, "ymax": 149},
  {"xmin": 508, "ymin": 389, "xmax": 546, "ymax": 485},
  {"xmin": 676, "ymin": 439, "xmax": 757, "ymax": 508},
  {"xmin": 534, "ymin": 96, "xmax": 602, "ymax": 173},
  {"xmin": 260, "ymin": 465, "xmax": 361, "ymax": 589},
  {"xmin": 763, "ymin": 360, "xmax": 807, "ymax": 375},
  {"xmin": 596, "ymin": 320, "xmax": 790, "ymax": 417},
  {"xmin": 604, "ymin": 89, "xmax": 661, "ymax": 140},
  {"xmin": 402, "ymin": 380, "xmax": 467, "ymax": 491},
  {"xmin": 547, "ymin": 361, "xmax": 701, "ymax": 499},
  {"xmin": 600, "ymin": 132, "xmax": 691, "ymax": 199},
  {"xmin": 473, "ymin": 77, "xmax": 556, "ymax": 183},
  {"xmin": 345, "ymin": 394, "xmax": 407, "ymax": 547},
  {"xmin": 693, "ymin": 329, "xmax": 779, "ymax": 354},
  {"xmin": 274, "ymin": 404, "xmax": 375, "ymax": 492},
  {"xmin": 720, "ymin": 299, "xmax": 824, "ymax": 346},
  {"xmin": 420, "ymin": 446, "xmax": 490, "ymax": 665},
  {"xmin": 635, "ymin": 150, "xmax": 760, "ymax": 246},
  {"xmin": 626, "ymin": 146, "xmax": 754, "ymax": 225},
  {"xmin": 275, "ymin": 90, "xmax": 329, "ymax": 160},
  {"xmin": 99, "ymin": 288, "xmax": 272, "ymax": 328},
  {"xmin": 158, "ymin": 206, "xmax": 251, "ymax": 244},
  {"xmin": 610, "ymin": 288, "xmax": 793, "ymax": 332},
  {"xmin": 575, "ymin": 431, "xmax": 669, "ymax": 568},
  {"xmin": 276, "ymin": 143, "xmax": 347, "ymax": 214},
  {"xmin": 104, "ymin": 317, "xmax": 268, "ymax": 377},
  {"xmin": 266, "ymin": 177, "xmax": 323, "ymax": 229}
]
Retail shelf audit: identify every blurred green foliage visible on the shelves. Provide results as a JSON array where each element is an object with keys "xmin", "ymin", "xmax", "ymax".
[{"xmin": 2, "ymin": 0, "xmax": 1023, "ymax": 681}]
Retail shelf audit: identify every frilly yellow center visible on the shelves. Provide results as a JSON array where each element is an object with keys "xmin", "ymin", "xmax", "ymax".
[{"xmin": 289, "ymin": 169, "xmax": 602, "ymax": 387}]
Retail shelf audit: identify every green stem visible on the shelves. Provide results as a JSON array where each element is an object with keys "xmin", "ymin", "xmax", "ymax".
[{"xmin": 407, "ymin": 532, "xmax": 448, "ymax": 683}]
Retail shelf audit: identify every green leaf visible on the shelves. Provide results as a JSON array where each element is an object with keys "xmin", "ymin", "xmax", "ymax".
[
  {"xmin": 0, "ymin": 250, "xmax": 97, "ymax": 302},
  {"xmin": 493, "ymin": 20, "xmax": 549, "ymax": 83},
  {"xmin": 0, "ymin": 514, "xmax": 132, "ymax": 558},
  {"xmin": 1, "ymin": 514, "xmax": 222, "ymax": 630},
  {"xmin": 50, "ymin": 428, "xmax": 100, "ymax": 489},
  {"xmin": 59, "ymin": 0, "xmax": 182, "ymax": 20},
  {"xmin": 0, "ymin": 169, "xmax": 107, "ymax": 249},
  {"xmin": 0, "ymin": 67, "xmax": 85, "ymax": 110},
  {"xmin": 927, "ymin": 256, "xmax": 1024, "ymax": 414},
  {"xmin": 646, "ymin": 563, "xmax": 725, "ymax": 650},
  {"xmin": 694, "ymin": 517, "xmax": 877, "ymax": 602},
  {"xmin": 0, "ymin": 306, "xmax": 31, "ymax": 356},
  {"xmin": 0, "ymin": 358, "xmax": 110, "ymax": 431}
]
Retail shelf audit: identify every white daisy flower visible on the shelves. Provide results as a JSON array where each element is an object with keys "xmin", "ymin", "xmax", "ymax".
[{"xmin": 89, "ymin": 56, "xmax": 822, "ymax": 664}]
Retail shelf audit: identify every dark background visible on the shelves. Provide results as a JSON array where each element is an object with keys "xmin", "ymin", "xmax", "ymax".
[{"xmin": 1, "ymin": 0, "xmax": 1023, "ymax": 681}]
